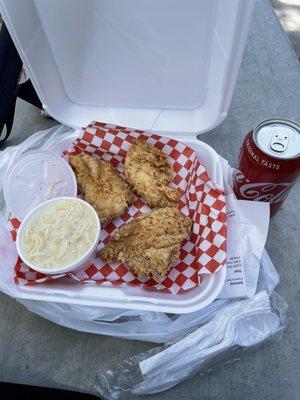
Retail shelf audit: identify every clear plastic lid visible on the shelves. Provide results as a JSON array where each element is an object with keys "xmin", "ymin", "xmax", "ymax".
[{"xmin": 4, "ymin": 150, "xmax": 77, "ymax": 221}]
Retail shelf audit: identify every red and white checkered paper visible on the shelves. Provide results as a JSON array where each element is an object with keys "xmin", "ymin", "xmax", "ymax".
[{"xmin": 11, "ymin": 122, "xmax": 227, "ymax": 294}]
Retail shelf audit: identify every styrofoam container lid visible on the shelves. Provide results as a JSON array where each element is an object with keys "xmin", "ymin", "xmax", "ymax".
[
  {"xmin": 0, "ymin": 0, "xmax": 254, "ymax": 135},
  {"xmin": 4, "ymin": 150, "xmax": 77, "ymax": 221}
]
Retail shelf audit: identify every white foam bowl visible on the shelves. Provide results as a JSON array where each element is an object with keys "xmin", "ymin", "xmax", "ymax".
[{"xmin": 16, "ymin": 197, "xmax": 101, "ymax": 275}]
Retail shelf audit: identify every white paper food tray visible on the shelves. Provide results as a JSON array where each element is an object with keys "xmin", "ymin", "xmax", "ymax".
[
  {"xmin": 3, "ymin": 135, "xmax": 225, "ymax": 314},
  {"xmin": 0, "ymin": 0, "xmax": 254, "ymax": 135}
]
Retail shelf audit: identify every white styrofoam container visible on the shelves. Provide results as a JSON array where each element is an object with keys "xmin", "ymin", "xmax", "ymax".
[
  {"xmin": 9, "ymin": 134, "xmax": 226, "ymax": 314},
  {"xmin": 0, "ymin": 1, "xmax": 254, "ymax": 312},
  {"xmin": 0, "ymin": 0, "xmax": 254, "ymax": 136}
]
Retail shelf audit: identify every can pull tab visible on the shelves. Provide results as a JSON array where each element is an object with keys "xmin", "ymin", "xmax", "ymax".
[{"xmin": 270, "ymin": 132, "xmax": 289, "ymax": 153}]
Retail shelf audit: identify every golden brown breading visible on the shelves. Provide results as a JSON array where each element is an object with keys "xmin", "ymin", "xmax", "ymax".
[
  {"xmin": 101, "ymin": 207, "xmax": 192, "ymax": 278},
  {"xmin": 69, "ymin": 155, "xmax": 133, "ymax": 222},
  {"xmin": 125, "ymin": 139, "xmax": 180, "ymax": 207}
]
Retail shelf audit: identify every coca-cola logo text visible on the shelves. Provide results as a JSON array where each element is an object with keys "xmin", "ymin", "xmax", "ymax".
[{"xmin": 234, "ymin": 170, "xmax": 293, "ymax": 204}]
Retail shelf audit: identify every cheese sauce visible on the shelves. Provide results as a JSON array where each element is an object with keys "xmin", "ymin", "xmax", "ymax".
[{"xmin": 23, "ymin": 200, "xmax": 98, "ymax": 269}]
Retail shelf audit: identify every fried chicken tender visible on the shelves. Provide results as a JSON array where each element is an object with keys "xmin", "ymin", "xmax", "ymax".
[
  {"xmin": 69, "ymin": 155, "xmax": 133, "ymax": 222},
  {"xmin": 125, "ymin": 139, "xmax": 180, "ymax": 207},
  {"xmin": 102, "ymin": 207, "xmax": 192, "ymax": 278}
]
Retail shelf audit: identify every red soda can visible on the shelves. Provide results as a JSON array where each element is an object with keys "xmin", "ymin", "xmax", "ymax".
[{"xmin": 233, "ymin": 118, "xmax": 300, "ymax": 216}]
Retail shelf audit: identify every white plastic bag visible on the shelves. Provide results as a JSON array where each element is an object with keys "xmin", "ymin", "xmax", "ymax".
[
  {"xmin": 0, "ymin": 125, "xmax": 287, "ymax": 400},
  {"xmin": 0, "ymin": 125, "xmax": 282, "ymax": 344}
]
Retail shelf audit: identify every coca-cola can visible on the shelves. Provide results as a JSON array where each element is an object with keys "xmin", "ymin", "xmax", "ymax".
[{"xmin": 234, "ymin": 118, "xmax": 300, "ymax": 216}]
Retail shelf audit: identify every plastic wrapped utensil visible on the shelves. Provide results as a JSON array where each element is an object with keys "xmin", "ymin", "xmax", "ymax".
[{"xmin": 96, "ymin": 289, "xmax": 286, "ymax": 399}]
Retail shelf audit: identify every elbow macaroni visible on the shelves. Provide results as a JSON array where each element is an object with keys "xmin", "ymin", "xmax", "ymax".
[{"xmin": 23, "ymin": 200, "xmax": 98, "ymax": 269}]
